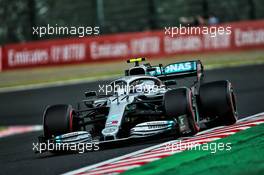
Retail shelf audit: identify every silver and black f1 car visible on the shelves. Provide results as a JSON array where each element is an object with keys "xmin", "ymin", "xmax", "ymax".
[{"xmin": 37, "ymin": 58, "xmax": 237, "ymax": 152}]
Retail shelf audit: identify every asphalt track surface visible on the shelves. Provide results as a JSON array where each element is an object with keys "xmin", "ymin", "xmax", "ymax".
[{"xmin": 0, "ymin": 64, "xmax": 264, "ymax": 175}]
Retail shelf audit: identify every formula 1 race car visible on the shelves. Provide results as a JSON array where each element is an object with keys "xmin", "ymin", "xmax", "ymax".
[{"xmin": 37, "ymin": 58, "xmax": 237, "ymax": 153}]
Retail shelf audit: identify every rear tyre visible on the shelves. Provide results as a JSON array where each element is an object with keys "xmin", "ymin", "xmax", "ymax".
[
  {"xmin": 199, "ymin": 80, "xmax": 237, "ymax": 127},
  {"xmin": 43, "ymin": 104, "xmax": 76, "ymax": 139},
  {"xmin": 164, "ymin": 88, "xmax": 199, "ymax": 136}
]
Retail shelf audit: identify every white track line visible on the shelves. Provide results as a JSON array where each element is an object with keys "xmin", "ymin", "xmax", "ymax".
[
  {"xmin": 238, "ymin": 112, "xmax": 264, "ymax": 121},
  {"xmin": 63, "ymin": 139, "xmax": 174, "ymax": 175},
  {"xmin": 86, "ymin": 165, "xmax": 140, "ymax": 175},
  {"xmin": 88, "ymin": 158, "xmax": 160, "ymax": 172},
  {"xmin": 63, "ymin": 112, "xmax": 264, "ymax": 175},
  {"xmin": 0, "ymin": 125, "xmax": 42, "ymax": 138}
]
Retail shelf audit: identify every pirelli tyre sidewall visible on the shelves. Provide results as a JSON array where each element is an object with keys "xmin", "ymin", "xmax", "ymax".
[
  {"xmin": 43, "ymin": 104, "xmax": 75, "ymax": 139},
  {"xmin": 164, "ymin": 88, "xmax": 199, "ymax": 135},
  {"xmin": 199, "ymin": 80, "xmax": 237, "ymax": 126}
]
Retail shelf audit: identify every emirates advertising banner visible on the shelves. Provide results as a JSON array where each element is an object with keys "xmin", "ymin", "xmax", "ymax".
[{"xmin": 1, "ymin": 20, "xmax": 264, "ymax": 71}]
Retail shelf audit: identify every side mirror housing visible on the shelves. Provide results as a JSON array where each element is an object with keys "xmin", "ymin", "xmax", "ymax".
[{"xmin": 85, "ymin": 91, "xmax": 97, "ymax": 98}]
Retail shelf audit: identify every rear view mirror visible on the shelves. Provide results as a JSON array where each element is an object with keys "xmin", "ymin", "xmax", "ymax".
[{"xmin": 85, "ymin": 91, "xmax": 97, "ymax": 98}]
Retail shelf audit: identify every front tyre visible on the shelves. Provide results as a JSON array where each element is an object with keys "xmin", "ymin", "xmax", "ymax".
[
  {"xmin": 164, "ymin": 88, "xmax": 199, "ymax": 136},
  {"xmin": 43, "ymin": 104, "xmax": 77, "ymax": 139}
]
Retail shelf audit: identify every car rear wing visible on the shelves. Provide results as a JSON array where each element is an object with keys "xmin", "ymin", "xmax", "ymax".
[{"xmin": 147, "ymin": 60, "xmax": 204, "ymax": 82}]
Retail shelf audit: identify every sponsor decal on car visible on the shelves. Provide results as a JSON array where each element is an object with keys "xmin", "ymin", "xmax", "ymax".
[
  {"xmin": 102, "ymin": 126, "xmax": 119, "ymax": 135},
  {"xmin": 131, "ymin": 121, "xmax": 175, "ymax": 133},
  {"xmin": 55, "ymin": 131, "xmax": 92, "ymax": 143},
  {"xmin": 164, "ymin": 61, "xmax": 197, "ymax": 74},
  {"xmin": 148, "ymin": 61, "xmax": 197, "ymax": 76}
]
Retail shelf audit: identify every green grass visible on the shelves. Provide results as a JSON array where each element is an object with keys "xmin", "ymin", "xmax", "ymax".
[
  {"xmin": 123, "ymin": 123, "xmax": 264, "ymax": 175},
  {"xmin": 205, "ymin": 56, "xmax": 264, "ymax": 69},
  {"xmin": 0, "ymin": 70, "xmax": 122, "ymax": 88},
  {"xmin": 1, "ymin": 49, "xmax": 264, "ymax": 89},
  {"xmin": 0, "ymin": 127, "xmax": 7, "ymax": 131}
]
